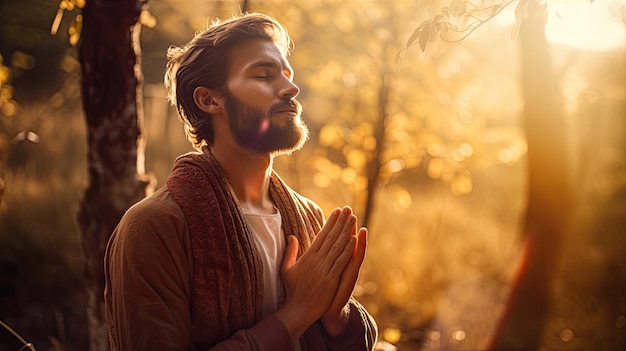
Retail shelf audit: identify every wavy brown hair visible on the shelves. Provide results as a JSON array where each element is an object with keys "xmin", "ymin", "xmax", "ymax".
[{"xmin": 164, "ymin": 13, "xmax": 293, "ymax": 150}]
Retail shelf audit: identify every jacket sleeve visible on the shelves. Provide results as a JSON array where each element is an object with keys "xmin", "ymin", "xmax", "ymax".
[
  {"xmin": 323, "ymin": 298, "xmax": 378, "ymax": 351},
  {"xmin": 104, "ymin": 190, "xmax": 293, "ymax": 351}
]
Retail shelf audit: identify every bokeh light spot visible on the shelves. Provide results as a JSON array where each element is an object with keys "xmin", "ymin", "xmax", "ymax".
[
  {"xmin": 383, "ymin": 327, "xmax": 402, "ymax": 344},
  {"xmin": 452, "ymin": 149, "xmax": 464, "ymax": 162},
  {"xmin": 451, "ymin": 329, "xmax": 466, "ymax": 341},
  {"xmin": 438, "ymin": 92, "xmax": 452, "ymax": 105},
  {"xmin": 559, "ymin": 329, "xmax": 574, "ymax": 342},
  {"xmin": 318, "ymin": 124, "xmax": 343, "ymax": 148},
  {"xmin": 437, "ymin": 65, "xmax": 450, "ymax": 79},
  {"xmin": 11, "ymin": 51, "xmax": 35, "ymax": 70},
  {"xmin": 447, "ymin": 59, "xmax": 460, "ymax": 73},
  {"xmin": 459, "ymin": 143, "xmax": 474, "ymax": 157},
  {"xmin": 391, "ymin": 187, "xmax": 412, "ymax": 210},
  {"xmin": 313, "ymin": 172, "xmax": 331, "ymax": 188},
  {"xmin": 363, "ymin": 281, "xmax": 378, "ymax": 294},
  {"xmin": 388, "ymin": 268, "xmax": 404, "ymax": 282},
  {"xmin": 342, "ymin": 72, "xmax": 357, "ymax": 87},
  {"xmin": 498, "ymin": 148, "xmax": 514, "ymax": 164},
  {"xmin": 362, "ymin": 135, "xmax": 377, "ymax": 151},
  {"xmin": 427, "ymin": 158, "xmax": 444, "ymax": 179},
  {"xmin": 1, "ymin": 99, "xmax": 17, "ymax": 116},
  {"xmin": 459, "ymin": 110, "xmax": 473, "ymax": 124},
  {"xmin": 386, "ymin": 158, "xmax": 405, "ymax": 173},
  {"xmin": 341, "ymin": 167, "xmax": 357, "ymax": 184},
  {"xmin": 345, "ymin": 148, "xmax": 366, "ymax": 169},
  {"xmin": 451, "ymin": 171, "xmax": 473, "ymax": 196},
  {"xmin": 427, "ymin": 143, "xmax": 445, "ymax": 158}
]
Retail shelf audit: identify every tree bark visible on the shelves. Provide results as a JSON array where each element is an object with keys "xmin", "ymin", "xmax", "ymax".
[
  {"xmin": 77, "ymin": 1, "xmax": 152, "ymax": 350},
  {"xmin": 489, "ymin": 0, "xmax": 572, "ymax": 349}
]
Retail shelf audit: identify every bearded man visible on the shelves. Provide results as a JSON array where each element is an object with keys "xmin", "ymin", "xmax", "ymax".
[{"xmin": 104, "ymin": 12, "xmax": 377, "ymax": 351}]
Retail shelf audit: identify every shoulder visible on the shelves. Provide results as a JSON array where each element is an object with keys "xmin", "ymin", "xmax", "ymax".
[
  {"xmin": 109, "ymin": 186, "xmax": 189, "ymax": 251},
  {"xmin": 126, "ymin": 185, "xmax": 182, "ymax": 218},
  {"xmin": 124, "ymin": 186, "xmax": 184, "ymax": 225}
]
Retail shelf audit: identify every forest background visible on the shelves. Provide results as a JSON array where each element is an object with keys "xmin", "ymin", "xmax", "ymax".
[{"xmin": 0, "ymin": 0, "xmax": 625, "ymax": 350}]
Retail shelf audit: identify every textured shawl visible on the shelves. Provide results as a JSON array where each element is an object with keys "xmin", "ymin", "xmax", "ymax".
[{"xmin": 166, "ymin": 148, "xmax": 327, "ymax": 350}]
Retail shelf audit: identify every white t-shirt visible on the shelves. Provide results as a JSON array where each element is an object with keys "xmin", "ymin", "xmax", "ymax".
[
  {"xmin": 241, "ymin": 207, "xmax": 286, "ymax": 316},
  {"xmin": 241, "ymin": 208, "xmax": 302, "ymax": 351}
]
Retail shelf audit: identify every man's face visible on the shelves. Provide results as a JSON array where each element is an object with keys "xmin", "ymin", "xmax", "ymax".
[
  {"xmin": 223, "ymin": 91, "xmax": 307, "ymax": 154},
  {"xmin": 221, "ymin": 39, "xmax": 308, "ymax": 155}
]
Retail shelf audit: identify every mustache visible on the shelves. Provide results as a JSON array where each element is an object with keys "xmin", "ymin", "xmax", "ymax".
[{"xmin": 269, "ymin": 99, "xmax": 302, "ymax": 115}]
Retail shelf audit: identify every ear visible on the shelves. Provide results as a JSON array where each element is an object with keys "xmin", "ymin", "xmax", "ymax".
[{"xmin": 193, "ymin": 86, "xmax": 222, "ymax": 114}]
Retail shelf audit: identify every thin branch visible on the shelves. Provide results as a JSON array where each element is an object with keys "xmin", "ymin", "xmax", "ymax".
[
  {"xmin": 0, "ymin": 319, "xmax": 36, "ymax": 351},
  {"xmin": 446, "ymin": 0, "xmax": 518, "ymax": 44},
  {"xmin": 396, "ymin": 0, "xmax": 518, "ymax": 70}
]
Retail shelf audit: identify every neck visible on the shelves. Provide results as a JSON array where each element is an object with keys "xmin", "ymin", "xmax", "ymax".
[{"xmin": 209, "ymin": 144, "xmax": 276, "ymax": 214}]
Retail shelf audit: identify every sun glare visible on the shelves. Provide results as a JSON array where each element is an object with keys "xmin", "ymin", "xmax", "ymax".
[{"xmin": 496, "ymin": 0, "xmax": 626, "ymax": 51}]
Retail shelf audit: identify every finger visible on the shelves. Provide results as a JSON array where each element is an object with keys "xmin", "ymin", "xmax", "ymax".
[
  {"xmin": 338, "ymin": 228, "xmax": 368, "ymax": 292},
  {"xmin": 320, "ymin": 214, "xmax": 356, "ymax": 264},
  {"xmin": 280, "ymin": 235, "xmax": 299, "ymax": 276},
  {"xmin": 324, "ymin": 207, "xmax": 354, "ymax": 245},
  {"xmin": 309, "ymin": 208, "xmax": 342, "ymax": 253},
  {"xmin": 321, "ymin": 227, "xmax": 368, "ymax": 322},
  {"xmin": 328, "ymin": 236, "xmax": 356, "ymax": 277},
  {"xmin": 326, "ymin": 228, "xmax": 367, "ymax": 311},
  {"xmin": 314, "ymin": 208, "xmax": 348, "ymax": 256},
  {"xmin": 324, "ymin": 207, "xmax": 352, "ymax": 241},
  {"xmin": 354, "ymin": 227, "xmax": 368, "ymax": 263}
]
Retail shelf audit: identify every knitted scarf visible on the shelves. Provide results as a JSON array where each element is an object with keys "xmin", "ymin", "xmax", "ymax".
[{"xmin": 167, "ymin": 148, "xmax": 327, "ymax": 350}]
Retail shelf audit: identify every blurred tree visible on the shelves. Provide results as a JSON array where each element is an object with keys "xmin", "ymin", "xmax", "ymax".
[
  {"xmin": 76, "ymin": 0, "xmax": 153, "ymax": 350},
  {"xmin": 488, "ymin": 1, "xmax": 571, "ymax": 348},
  {"xmin": 400, "ymin": 0, "xmax": 577, "ymax": 349}
]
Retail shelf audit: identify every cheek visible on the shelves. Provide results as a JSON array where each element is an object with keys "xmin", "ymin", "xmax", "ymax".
[{"xmin": 258, "ymin": 118, "xmax": 270, "ymax": 134}]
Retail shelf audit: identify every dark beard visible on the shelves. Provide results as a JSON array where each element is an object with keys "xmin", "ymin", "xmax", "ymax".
[{"xmin": 223, "ymin": 93, "xmax": 309, "ymax": 155}]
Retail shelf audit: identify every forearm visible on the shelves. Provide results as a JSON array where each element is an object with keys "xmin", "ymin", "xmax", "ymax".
[
  {"xmin": 207, "ymin": 315, "xmax": 292, "ymax": 351},
  {"xmin": 107, "ymin": 309, "xmax": 294, "ymax": 350}
]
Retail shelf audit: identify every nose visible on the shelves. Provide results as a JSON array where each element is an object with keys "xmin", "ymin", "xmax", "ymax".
[{"xmin": 279, "ymin": 77, "xmax": 300, "ymax": 100}]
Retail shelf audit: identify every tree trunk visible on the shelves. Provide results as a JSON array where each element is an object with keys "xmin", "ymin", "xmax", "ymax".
[
  {"xmin": 363, "ymin": 74, "xmax": 389, "ymax": 228},
  {"xmin": 489, "ymin": 0, "xmax": 571, "ymax": 349},
  {"xmin": 77, "ymin": 1, "xmax": 152, "ymax": 350},
  {"xmin": 241, "ymin": 0, "xmax": 250, "ymax": 13}
]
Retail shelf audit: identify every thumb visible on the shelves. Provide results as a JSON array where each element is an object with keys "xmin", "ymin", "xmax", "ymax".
[{"xmin": 281, "ymin": 235, "xmax": 299, "ymax": 274}]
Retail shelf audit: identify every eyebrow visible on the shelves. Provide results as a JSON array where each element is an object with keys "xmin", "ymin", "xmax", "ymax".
[{"xmin": 246, "ymin": 60, "xmax": 294, "ymax": 78}]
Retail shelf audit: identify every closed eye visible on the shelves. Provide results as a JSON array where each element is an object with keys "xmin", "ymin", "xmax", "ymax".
[{"xmin": 252, "ymin": 69, "xmax": 271, "ymax": 79}]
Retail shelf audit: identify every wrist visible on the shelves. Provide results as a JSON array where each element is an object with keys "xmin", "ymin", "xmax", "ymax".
[
  {"xmin": 321, "ymin": 304, "xmax": 350, "ymax": 338},
  {"xmin": 273, "ymin": 304, "xmax": 316, "ymax": 345}
]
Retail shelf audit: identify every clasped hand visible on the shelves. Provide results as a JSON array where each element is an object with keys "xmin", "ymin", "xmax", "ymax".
[{"xmin": 277, "ymin": 206, "xmax": 368, "ymax": 341}]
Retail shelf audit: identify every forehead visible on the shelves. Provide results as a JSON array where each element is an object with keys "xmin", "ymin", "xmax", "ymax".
[{"xmin": 227, "ymin": 39, "xmax": 292, "ymax": 74}]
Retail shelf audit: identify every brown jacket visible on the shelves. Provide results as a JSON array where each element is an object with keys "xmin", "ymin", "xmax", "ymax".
[{"xmin": 104, "ymin": 151, "xmax": 377, "ymax": 350}]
